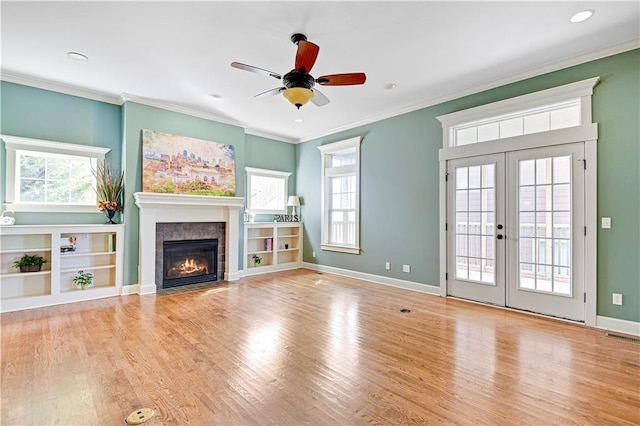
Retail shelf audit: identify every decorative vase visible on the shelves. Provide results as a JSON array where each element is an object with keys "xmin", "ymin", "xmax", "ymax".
[{"xmin": 104, "ymin": 209, "xmax": 117, "ymax": 224}]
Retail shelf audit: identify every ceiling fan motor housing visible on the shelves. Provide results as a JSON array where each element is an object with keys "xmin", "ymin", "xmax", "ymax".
[{"xmin": 283, "ymin": 70, "xmax": 315, "ymax": 89}]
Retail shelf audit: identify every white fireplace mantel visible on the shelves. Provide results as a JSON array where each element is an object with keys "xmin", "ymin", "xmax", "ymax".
[{"xmin": 133, "ymin": 192, "xmax": 244, "ymax": 294}]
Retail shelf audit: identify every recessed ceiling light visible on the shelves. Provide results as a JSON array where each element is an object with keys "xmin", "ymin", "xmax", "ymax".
[
  {"xmin": 208, "ymin": 94, "xmax": 223, "ymax": 100},
  {"xmin": 383, "ymin": 83, "xmax": 397, "ymax": 90},
  {"xmin": 294, "ymin": 118, "xmax": 304, "ymax": 123},
  {"xmin": 67, "ymin": 52, "xmax": 88, "ymax": 61},
  {"xmin": 570, "ymin": 9, "xmax": 594, "ymax": 23}
]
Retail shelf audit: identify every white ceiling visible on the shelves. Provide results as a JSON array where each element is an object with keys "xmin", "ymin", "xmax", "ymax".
[{"xmin": 2, "ymin": 1, "xmax": 638, "ymax": 143}]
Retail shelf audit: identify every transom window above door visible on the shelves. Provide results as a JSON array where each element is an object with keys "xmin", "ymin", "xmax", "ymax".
[
  {"xmin": 437, "ymin": 77, "xmax": 599, "ymax": 149},
  {"xmin": 453, "ymin": 99, "xmax": 581, "ymax": 146}
]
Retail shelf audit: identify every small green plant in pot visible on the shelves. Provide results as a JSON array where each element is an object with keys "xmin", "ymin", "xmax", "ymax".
[
  {"xmin": 251, "ymin": 254, "xmax": 262, "ymax": 267},
  {"xmin": 12, "ymin": 254, "xmax": 48, "ymax": 273},
  {"xmin": 73, "ymin": 270, "xmax": 94, "ymax": 290}
]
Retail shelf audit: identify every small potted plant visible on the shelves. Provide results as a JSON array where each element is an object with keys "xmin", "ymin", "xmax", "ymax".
[
  {"xmin": 251, "ymin": 254, "xmax": 262, "ymax": 267},
  {"xmin": 73, "ymin": 270, "xmax": 94, "ymax": 290},
  {"xmin": 12, "ymin": 254, "xmax": 48, "ymax": 273}
]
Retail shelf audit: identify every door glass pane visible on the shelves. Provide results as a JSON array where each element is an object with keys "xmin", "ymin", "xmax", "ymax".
[
  {"xmin": 553, "ymin": 156, "xmax": 571, "ymax": 183},
  {"xmin": 456, "ymin": 168, "xmax": 468, "ymax": 189},
  {"xmin": 454, "ymin": 163, "xmax": 495, "ymax": 284},
  {"xmin": 518, "ymin": 155, "xmax": 572, "ymax": 295},
  {"xmin": 468, "ymin": 166, "xmax": 481, "ymax": 188},
  {"xmin": 536, "ymin": 185, "xmax": 551, "ymax": 211},
  {"xmin": 520, "ymin": 160, "xmax": 535, "ymax": 185},
  {"xmin": 536, "ymin": 158, "xmax": 550, "ymax": 184},
  {"xmin": 553, "ymin": 184, "xmax": 571, "ymax": 210}
]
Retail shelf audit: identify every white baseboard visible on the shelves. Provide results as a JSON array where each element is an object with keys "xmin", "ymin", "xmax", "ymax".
[
  {"xmin": 138, "ymin": 283, "xmax": 157, "ymax": 295},
  {"xmin": 596, "ymin": 315, "xmax": 640, "ymax": 336},
  {"xmin": 225, "ymin": 271, "xmax": 242, "ymax": 281},
  {"xmin": 302, "ymin": 262, "xmax": 441, "ymax": 296},
  {"xmin": 120, "ymin": 284, "xmax": 140, "ymax": 295}
]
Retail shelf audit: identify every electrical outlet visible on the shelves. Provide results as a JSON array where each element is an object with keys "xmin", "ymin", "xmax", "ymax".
[
  {"xmin": 385, "ymin": 262, "xmax": 391, "ymax": 270},
  {"xmin": 402, "ymin": 264, "xmax": 411, "ymax": 273},
  {"xmin": 312, "ymin": 251, "xmax": 316, "ymax": 258},
  {"xmin": 612, "ymin": 293, "xmax": 623, "ymax": 305}
]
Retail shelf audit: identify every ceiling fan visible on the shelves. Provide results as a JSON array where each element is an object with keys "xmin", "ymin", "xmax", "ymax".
[{"xmin": 231, "ymin": 33, "xmax": 366, "ymax": 109}]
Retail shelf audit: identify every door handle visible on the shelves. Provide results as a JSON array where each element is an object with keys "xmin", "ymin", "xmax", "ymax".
[
  {"xmin": 497, "ymin": 234, "xmax": 505, "ymax": 240},
  {"xmin": 497, "ymin": 224, "xmax": 504, "ymax": 229}
]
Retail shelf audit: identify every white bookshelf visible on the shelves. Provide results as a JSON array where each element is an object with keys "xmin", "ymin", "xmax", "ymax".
[
  {"xmin": 0, "ymin": 224, "xmax": 124, "ymax": 312},
  {"xmin": 244, "ymin": 222, "xmax": 302, "ymax": 275}
]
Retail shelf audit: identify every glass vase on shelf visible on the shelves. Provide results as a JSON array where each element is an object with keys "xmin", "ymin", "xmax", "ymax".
[
  {"xmin": 104, "ymin": 209, "xmax": 117, "ymax": 224},
  {"xmin": 99, "ymin": 201, "xmax": 120, "ymax": 224}
]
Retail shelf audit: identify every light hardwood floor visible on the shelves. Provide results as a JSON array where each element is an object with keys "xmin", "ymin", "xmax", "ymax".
[{"xmin": 2, "ymin": 269, "xmax": 639, "ymax": 425}]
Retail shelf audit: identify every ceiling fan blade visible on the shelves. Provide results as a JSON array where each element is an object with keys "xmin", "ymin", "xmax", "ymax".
[
  {"xmin": 295, "ymin": 40, "xmax": 319, "ymax": 74},
  {"xmin": 316, "ymin": 73, "xmax": 366, "ymax": 86},
  {"xmin": 254, "ymin": 87, "xmax": 286, "ymax": 99},
  {"xmin": 310, "ymin": 88, "xmax": 330, "ymax": 107},
  {"xmin": 231, "ymin": 62, "xmax": 282, "ymax": 80}
]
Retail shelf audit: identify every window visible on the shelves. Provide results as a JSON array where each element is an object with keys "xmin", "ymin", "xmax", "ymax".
[
  {"xmin": 318, "ymin": 137, "xmax": 361, "ymax": 254},
  {"xmin": 437, "ymin": 77, "xmax": 599, "ymax": 149},
  {"xmin": 453, "ymin": 99, "xmax": 581, "ymax": 146},
  {"xmin": 3, "ymin": 135, "xmax": 110, "ymax": 212},
  {"xmin": 245, "ymin": 167, "xmax": 291, "ymax": 213}
]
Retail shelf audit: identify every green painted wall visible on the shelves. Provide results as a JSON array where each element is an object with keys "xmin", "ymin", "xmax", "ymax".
[
  {"xmin": 245, "ymin": 133, "xmax": 296, "ymax": 185},
  {"xmin": 0, "ymin": 81, "xmax": 122, "ymax": 224},
  {"xmin": 296, "ymin": 109, "xmax": 443, "ymax": 286},
  {"xmin": 297, "ymin": 49, "xmax": 639, "ymax": 322},
  {"xmin": 121, "ymin": 102, "xmax": 246, "ymax": 285}
]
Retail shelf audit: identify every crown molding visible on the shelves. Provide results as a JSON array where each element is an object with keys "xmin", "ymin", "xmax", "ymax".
[
  {"xmin": 244, "ymin": 128, "xmax": 297, "ymax": 144},
  {"xmin": 120, "ymin": 93, "xmax": 248, "ymax": 129},
  {"xmin": 0, "ymin": 71, "xmax": 122, "ymax": 105}
]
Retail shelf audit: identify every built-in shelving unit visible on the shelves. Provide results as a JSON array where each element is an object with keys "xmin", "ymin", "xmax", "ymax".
[
  {"xmin": 244, "ymin": 222, "xmax": 302, "ymax": 275},
  {"xmin": 0, "ymin": 224, "xmax": 124, "ymax": 312}
]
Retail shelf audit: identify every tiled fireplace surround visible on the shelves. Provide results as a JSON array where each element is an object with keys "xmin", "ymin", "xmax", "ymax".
[
  {"xmin": 134, "ymin": 193, "xmax": 244, "ymax": 294},
  {"xmin": 155, "ymin": 222, "xmax": 225, "ymax": 290}
]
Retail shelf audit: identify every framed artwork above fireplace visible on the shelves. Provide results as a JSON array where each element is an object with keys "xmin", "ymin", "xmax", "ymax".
[{"xmin": 142, "ymin": 129, "xmax": 236, "ymax": 196}]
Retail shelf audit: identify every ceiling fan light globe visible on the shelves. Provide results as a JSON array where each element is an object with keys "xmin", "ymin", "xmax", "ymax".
[{"xmin": 283, "ymin": 87, "xmax": 314, "ymax": 109}]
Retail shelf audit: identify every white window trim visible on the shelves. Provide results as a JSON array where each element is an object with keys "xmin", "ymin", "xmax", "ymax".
[
  {"xmin": 244, "ymin": 166, "xmax": 291, "ymax": 214},
  {"xmin": 437, "ymin": 77, "xmax": 600, "ymax": 150},
  {"xmin": 436, "ymin": 77, "xmax": 599, "ymax": 328},
  {"xmin": 2, "ymin": 134, "xmax": 110, "ymax": 213},
  {"xmin": 318, "ymin": 136, "xmax": 362, "ymax": 254}
]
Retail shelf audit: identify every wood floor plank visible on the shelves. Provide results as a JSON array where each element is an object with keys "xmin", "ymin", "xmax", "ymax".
[{"xmin": 2, "ymin": 269, "xmax": 639, "ymax": 425}]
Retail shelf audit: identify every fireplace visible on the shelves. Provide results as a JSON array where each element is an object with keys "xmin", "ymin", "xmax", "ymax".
[
  {"xmin": 134, "ymin": 192, "xmax": 244, "ymax": 294},
  {"xmin": 163, "ymin": 239, "xmax": 218, "ymax": 288}
]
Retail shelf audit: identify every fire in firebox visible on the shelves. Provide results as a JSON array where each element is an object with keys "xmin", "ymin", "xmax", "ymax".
[
  {"xmin": 162, "ymin": 238, "xmax": 218, "ymax": 288},
  {"xmin": 166, "ymin": 257, "xmax": 209, "ymax": 278}
]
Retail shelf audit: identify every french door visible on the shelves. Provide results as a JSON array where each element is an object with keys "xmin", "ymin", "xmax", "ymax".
[{"xmin": 447, "ymin": 143, "xmax": 585, "ymax": 321}]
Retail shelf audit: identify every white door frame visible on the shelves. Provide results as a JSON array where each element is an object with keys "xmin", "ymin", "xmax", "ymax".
[{"xmin": 438, "ymin": 129, "xmax": 598, "ymax": 325}]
